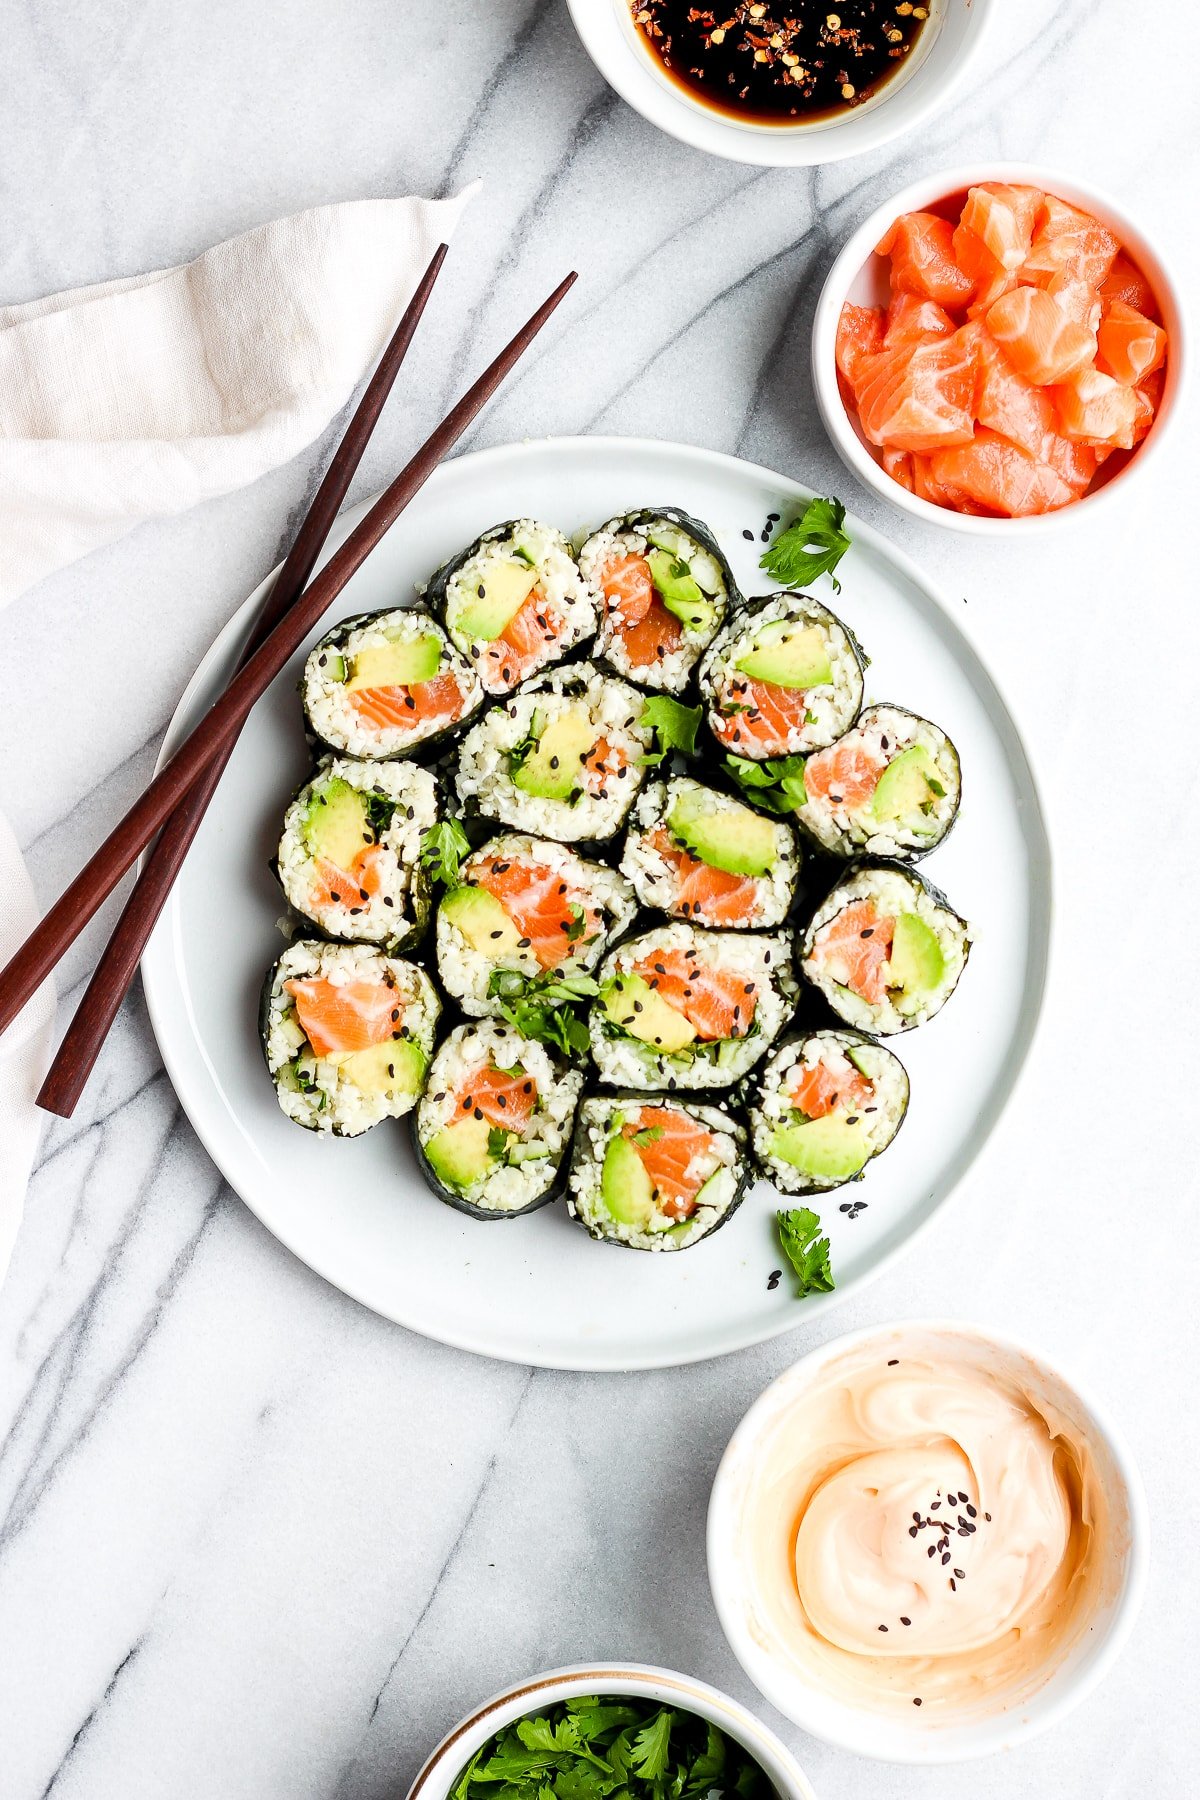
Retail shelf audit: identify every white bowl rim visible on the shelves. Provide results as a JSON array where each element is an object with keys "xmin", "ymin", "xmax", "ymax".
[
  {"xmin": 404, "ymin": 1661, "xmax": 818, "ymax": 1800},
  {"xmin": 563, "ymin": 0, "xmax": 995, "ymax": 168},
  {"xmin": 706, "ymin": 1317, "xmax": 1151, "ymax": 1764},
  {"xmin": 811, "ymin": 159, "xmax": 1189, "ymax": 534}
]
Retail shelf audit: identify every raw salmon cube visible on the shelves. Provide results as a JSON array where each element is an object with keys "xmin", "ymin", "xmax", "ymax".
[
  {"xmin": 884, "ymin": 292, "xmax": 956, "ymax": 346},
  {"xmin": 985, "ymin": 285, "xmax": 1096, "ymax": 385},
  {"xmin": 877, "ymin": 212, "xmax": 975, "ymax": 306},
  {"xmin": 881, "ymin": 446, "xmax": 916, "ymax": 491},
  {"xmin": 930, "ymin": 428, "xmax": 1078, "ymax": 517},
  {"xmin": 958, "ymin": 183, "xmax": 1042, "ymax": 273},
  {"xmin": 1096, "ymin": 300, "xmax": 1167, "ymax": 386},
  {"xmin": 1100, "ymin": 253, "xmax": 1158, "ymax": 318},
  {"xmin": 856, "ymin": 324, "xmax": 980, "ymax": 455},
  {"xmin": 1053, "ymin": 366, "xmax": 1138, "ymax": 449},
  {"xmin": 1021, "ymin": 195, "xmax": 1119, "ymax": 289},
  {"xmin": 836, "ymin": 303, "xmax": 886, "ymax": 386},
  {"xmin": 975, "ymin": 328, "xmax": 1057, "ymax": 457},
  {"xmin": 1131, "ymin": 367, "xmax": 1165, "ymax": 442}
]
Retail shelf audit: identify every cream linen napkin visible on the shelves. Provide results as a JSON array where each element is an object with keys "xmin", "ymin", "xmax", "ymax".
[{"xmin": 0, "ymin": 188, "xmax": 475, "ymax": 1279}]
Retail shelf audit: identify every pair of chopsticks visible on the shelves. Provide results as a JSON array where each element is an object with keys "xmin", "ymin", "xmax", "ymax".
[{"xmin": 1, "ymin": 247, "xmax": 576, "ymax": 1118}]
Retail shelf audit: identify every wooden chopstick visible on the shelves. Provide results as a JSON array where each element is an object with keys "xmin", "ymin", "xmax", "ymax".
[
  {"xmin": 0, "ymin": 270, "xmax": 577, "ymax": 1046},
  {"xmin": 35, "ymin": 245, "xmax": 450, "ymax": 1118}
]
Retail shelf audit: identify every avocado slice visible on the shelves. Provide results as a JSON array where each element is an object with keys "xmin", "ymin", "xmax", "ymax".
[
  {"xmin": 871, "ymin": 746, "xmax": 942, "ymax": 823},
  {"xmin": 511, "ymin": 709, "xmax": 594, "ymax": 801},
  {"xmin": 735, "ymin": 622, "xmax": 832, "ymax": 689},
  {"xmin": 889, "ymin": 912, "xmax": 946, "ymax": 1010},
  {"xmin": 600, "ymin": 1133, "xmax": 656, "ymax": 1227},
  {"xmin": 302, "ymin": 777, "xmax": 372, "ymax": 869},
  {"xmin": 442, "ymin": 885, "xmax": 522, "ymax": 957},
  {"xmin": 455, "ymin": 559, "xmax": 538, "ymax": 643},
  {"xmin": 667, "ymin": 788, "xmax": 778, "ymax": 878},
  {"xmin": 346, "ymin": 634, "xmax": 442, "ymax": 691},
  {"xmin": 646, "ymin": 549, "xmax": 716, "ymax": 635},
  {"xmin": 600, "ymin": 973, "xmax": 697, "ymax": 1053},
  {"xmin": 769, "ymin": 1114, "xmax": 870, "ymax": 1182},
  {"xmin": 425, "ymin": 1114, "xmax": 495, "ymax": 1189},
  {"xmin": 339, "ymin": 1037, "xmax": 426, "ymax": 1097}
]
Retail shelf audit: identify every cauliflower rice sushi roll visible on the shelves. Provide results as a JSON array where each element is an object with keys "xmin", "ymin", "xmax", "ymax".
[
  {"xmin": 589, "ymin": 922, "xmax": 797, "ymax": 1090},
  {"xmin": 426, "ymin": 517, "xmax": 597, "ymax": 696},
  {"xmin": 800, "ymin": 860, "xmax": 971, "ymax": 1034},
  {"xmin": 578, "ymin": 507, "xmax": 735, "ymax": 693},
  {"xmin": 620, "ymin": 776, "xmax": 799, "ymax": 929},
  {"xmin": 700, "ymin": 590, "xmax": 865, "ymax": 758},
  {"xmin": 301, "ymin": 608, "xmax": 484, "ymax": 759},
  {"xmin": 435, "ymin": 833, "xmax": 636, "ymax": 1017},
  {"xmin": 456, "ymin": 661, "xmax": 654, "ymax": 843},
  {"xmin": 567, "ymin": 1092, "xmax": 748, "ymax": 1251},
  {"xmin": 749, "ymin": 1029, "xmax": 909, "ymax": 1194},
  {"xmin": 413, "ymin": 1020, "xmax": 583, "ymax": 1219},
  {"xmin": 789, "ymin": 704, "xmax": 961, "ymax": 860},
  {"xmin": 261, "ymin": 940, "xmax": 441, "ymax": 1134},
  {"xmin": 274, "ymin": 756, "xmax": 438, "ymax": 951}
]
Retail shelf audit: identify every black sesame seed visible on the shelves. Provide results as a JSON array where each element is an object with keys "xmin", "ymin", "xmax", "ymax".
[
  {"xmin": 888, "ymin": 1358, "xmax": 899, "ymax": 1365},
  {"xmin": 900, "ymin": 1616, "xmax": 911, "ymax": 1626},
  {"xmin": 742, "ymin": 529, "xmax": 754, "ymax": 541}
]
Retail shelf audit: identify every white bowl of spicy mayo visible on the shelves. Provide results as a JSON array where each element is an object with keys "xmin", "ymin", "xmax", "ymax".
[
  {"xmin": 707, "ymin": 1321, "xmax": 1148, "ymax": 1762},
  {"xmin": 564, "ymin": 0, "xmax": 994, "ymax": 168}
]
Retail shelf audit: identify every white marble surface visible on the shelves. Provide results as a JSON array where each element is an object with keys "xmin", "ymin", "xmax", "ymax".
[{"xmin": 2, "ymin": 1, "xmax": 1198, "ymax": 1794}]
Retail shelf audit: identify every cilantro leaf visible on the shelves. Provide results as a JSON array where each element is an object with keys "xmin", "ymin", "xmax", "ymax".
[
  {"xmin": 724, "ymin": 753, "xmax": 807, "ymax": 815},
  {"xmin": 364, "ymin": 790, "xmax": 397, "ymax": 839},
  {"xmin": 508, "ymin": 709, "xmax": 545, "ymax": 778},
  {"xmin": 760, "ymin": 496, "xmax": 851, "ymax": 593},
  {"xmin": 564, "ymin": 902, "xmax": 588, "ymax": 944},
  {"xmin": 487, "ymin": 1125, "xmax": 512, "ymax": 1160},
  {"xmin": 776, "ymin": 1207, "xmax": 835, "ymax": 1298},
  {"xmin": 641, "ymin": 696, "xmax": 701, "ymax": 766},
  {"xmin": 419, "ymin": 818, "xmax": 472, "ymax": 889},
  {"xmin": 487, "ymin": 968, "xmax": 599, "ymax": 1060},
  {"xmin": 629, "ymin": 1712, "xmax": 672, "ymax": 1781},
  {"xmin": 631, "ymin": 1125, "xmax": 664, "ymax": 1148}
]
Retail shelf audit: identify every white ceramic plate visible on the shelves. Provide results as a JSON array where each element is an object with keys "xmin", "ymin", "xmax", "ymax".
[{"xmin": 143, "ymin": 437, "xmax": 1050, "ymax": 1371}]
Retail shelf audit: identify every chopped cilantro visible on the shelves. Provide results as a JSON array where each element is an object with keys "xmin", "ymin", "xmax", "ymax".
[
  {"xmin": 777, "ymin": 1207, "xmax": 835, "ymax": 1298},
  {"xmin": 760, "ymin": 496, "xmax": 851, "ymax": 592}
]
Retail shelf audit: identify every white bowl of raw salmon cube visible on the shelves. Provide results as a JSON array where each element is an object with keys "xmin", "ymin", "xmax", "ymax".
[{"xmin": 811, "ymin": 164, "xmax": 1185, "ymax": 532}]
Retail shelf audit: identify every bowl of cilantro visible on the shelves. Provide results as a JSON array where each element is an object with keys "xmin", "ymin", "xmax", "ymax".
[{"xmin": 405, "ymin": 1665, "xmax": 818, "ymax": 1800}]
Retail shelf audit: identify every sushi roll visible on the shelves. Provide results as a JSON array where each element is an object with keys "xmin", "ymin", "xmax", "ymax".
[
  {"xmin": 274, "ymin": 756, "xmax": 438, "ymax": 951},
  {"xmin": 261, "ymin": 940, "xmax": 441, "ymax": 1135},
  {"xmin": 456, "ymin": 661, "xmax": 654, "ymax": 843},
  {"xmin": 620, "ymin": 776, "xmax": 800, "ymax": 930},
  {"xmin": 789, "ymin": 705, "xmax": 961, "ymax": 860},
  {"xmin": 799, "ymin": 860, "xmax": 971, "ymax": 1035},
  {"xmin": 436, "ymin": 833, "xmax": 637, "ymax": 1018},
  {"xmin": 749, "ymin": 1030, "xmax": 909, "ymax": 1194},
  {"xmin": 589, "ymin": 922, "xmax": 797, "ymax": 1090},
  {"xmin": 578, "ymin": 507, "xmax": 736, "ymax": 693},
  {"xmin": 414, "ymin": 1020, "xmax": 583, "ymax": 1219},
  {"xmin": 567, "ymin": 1092, "xmax": 748, "ymax": 1251},
  {"xmin": 301, "ymin": 608, "xmax": 483, "ymax": 759},
  {"xmin": 700, "ymin": 591, "xmax": 865, "ymax": 759},
  {"xmin": 427, "ymin": 517, "xmax": 597, "ymax": 696}
]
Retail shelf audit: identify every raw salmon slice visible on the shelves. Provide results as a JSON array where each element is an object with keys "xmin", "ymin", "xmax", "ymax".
[
  {"xmin": 791, "ymin": 1059, "xmax": 874, "ymax": 1121},
  {"xmin": 474, "ymin": 856, "xmax": 600, "ymax": 970},
  {"xmin": 1100, "ymin": 253, "xmax": 1158, "ymax": 318},
  {"xmin": 309, "ymin": 844, "xmax": 387, "ymax": 913},
  {"xmin": 625, "ymin": 1104, "xmax": 718, "ymax": 1217},
  {"xmin": 855, "ymin": 326, "xmax": 979, "ymax": 454},
  {"xmin": 711, "ymin": 676, "xmax": 814, "ymax": 756},
  {"xmin": 985, "ymin": 286, "xmax": 1096, "ymax": 386},
  {"xmin": 634, "ymin": 949, "xmax": 759, "ymax": 1041},
  {"xmin": 1021, "ymin": 195, "xmax": 1119, "ymax": 290},
  {"xmin": 451, "ymin": 1064, "xmax": 537, "ymax": 1131},
  {"xmin": 1053, "ymin": 367, "xmax": 1138, "ymax": 450},
  {"xmin": 930, "ymin": 428, "xmax": 1077, "ymax": 517},
  {"xmin": 485, "ymin": 588, "xmax": 562, "ymax": 687},
  {"xmin": 1096, "ymin": 301, "xmax": 1167, "ymax": 386},
  {"xmin": 803, "ymin": 738, "xmax": 888, "ymax": 810},
  {"xmin": 348, "ymin": 669, "xmax": 465, "ymax": 732},
  {"xmin": 598, "ymin": 552, "xmax": 683, "ymax": 668},
  {"xmin": 877, "ymin": 212, "xmax": 974, "ymax": 307},
  {"xmin": 809, "ymin": 899, "xmax": 894, "ymax": 1006},
  {"xmin": 646, "ymin": 827, "xmax": 759, "ymax": 926},
  {"xmin": 581, "ymin": 737, "xmax": 629, "ymax": 796},
  {"xmin": 285, "ymin": 975, "xmax": 400, "ymax": 1058}
]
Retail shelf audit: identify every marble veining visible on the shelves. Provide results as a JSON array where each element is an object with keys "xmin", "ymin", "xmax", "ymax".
[{"xmin": 1, "ymin": 0, "xmax": 1198, "ymax": 1795}]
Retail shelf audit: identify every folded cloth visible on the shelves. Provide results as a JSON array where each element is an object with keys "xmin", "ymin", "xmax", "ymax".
[
  {"xmin": 0, "ymin": 187, "xmax": 475, "ymax": 607},
  {"xmin": 0, "ymin": 814, "xmax": 55, "ymax": 1283}
]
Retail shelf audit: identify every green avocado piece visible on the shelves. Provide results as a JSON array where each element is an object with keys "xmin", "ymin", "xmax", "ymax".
[
  {"xmin": 872, "ymin": 745, "xmax": 942, "ymax": 823},
  {"xmin": 735, "ymin": 621, "xmax": 832, "ymax": 689},
  {"xmin": 426, "ymin": 1114, "xmax": 495, "ymax": 1189},
  {"xmin": 511, "ymin": 709, "xmax": 595, "ymax": 802},
  {"xmin": 889, "ymin": 912, "xmax": 946, "ymax": 1009},
  {"xmin": 600, "ymin": 1133, "xmax": 656, "ymax": 1227},
  {"xmin": 646, "ymin": 549, "xmax": 716, "ymax": 635},
  {"xmin": 302, "ymin": 777, "xmax": 372, "ymax": 869},
  {"xmin": 442, "ymin": 885, "xmax": 522, "ymax": 957},
  {"xmin": 339, "ymin": 1037, "xmax": 425, "ymax": 1097},
  {"xmin": 347, "ymin": 634, "xmax": 442, "ymax": 690},
  {"xmin": 601, "ymin": 973, "xmax": 698, "ymax": 1053},
  {"xmin": 769, "ymin": 1113, "xmax": 870, "ymax": 1182},
  {"xmin": 667, "ymin": 787, "xmax": 778, "ymax": 878},
  {"xmin": 454, "ymin": 559, "xmax": 538, "ymax": 644}
]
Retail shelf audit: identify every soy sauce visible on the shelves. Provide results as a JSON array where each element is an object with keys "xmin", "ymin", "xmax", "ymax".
[{"xmin": 629, "ymin": 1, "xmax": 932, "ymax": 128}]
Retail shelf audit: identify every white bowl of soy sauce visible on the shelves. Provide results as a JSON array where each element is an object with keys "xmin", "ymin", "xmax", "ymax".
[{"xmin": 564, "ymin": 0, "xmax": 994, "ymax": 167}]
